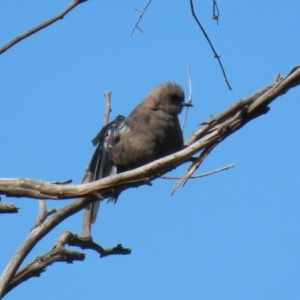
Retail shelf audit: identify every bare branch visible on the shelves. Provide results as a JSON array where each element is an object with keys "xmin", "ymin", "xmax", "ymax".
[
  {"xmin": 0, "ymin": 202, "xmax": 18, "ymax": 214},
  {"xmin": 82, "ymin": 90, "xmax": 112, "ymax": 237},
  {"xmin": 0, "ymin": 66, "xmax": 299, "ymax": 296},
  {"xmin": 130, "ymin": 0, "xmax": 152, "ymax": 36},
  {"xmin": 0, "ymin": 0, "xmax": 87, "ymax": 55},
  {"xmin": 212, "ymin": 0, "xmax": 220, "ymax": 24},
  {"xmin": 0, "ymin": 195, "xmax": 95, "ymax": 297},
  {"xmin": 0, "ymin": 66, "xmax": 299, "ymax": 201},
  {"xmin": 161, "ymin": 164, "xmax": 234, "ymax": 179},
  {"xmin": 189, "ymin": 0, "xmax": 231, "ymax": 90},
  {"xmin": 5, "ymin": 244, "xmax": 84, "ymax": 296},
  {"xmin": 182, "ymin": 65, "xmax": 193, "ymax": 133},
  {"xmin": 103, "ymin": 91, "xmax": 112, "ymax": 126},
  {"xmin": 31, "ymin": 200, "xmax": 56, "ymax": 231},
  {"xmin": 63, "ymin": 231, "xmax": 131, "ymax": 258}
]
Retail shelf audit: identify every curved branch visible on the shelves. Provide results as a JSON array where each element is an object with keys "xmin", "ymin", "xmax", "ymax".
[
  {"xmin": 5, "ymin": 247, "xmax": 85, "ymax": 296},
  {"xmin": 0, "ymin": 0, "xmax": 87, "ymax": 55}
]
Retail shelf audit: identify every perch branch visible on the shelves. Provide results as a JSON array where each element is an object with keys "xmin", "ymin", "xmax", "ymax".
[
  {"xmin": 0, "ymin": 67, "xmax": 299, "ymax": 200},
  {"xmin": 0, "ymin": 66, "xmax": 299, "ymax": 297}
]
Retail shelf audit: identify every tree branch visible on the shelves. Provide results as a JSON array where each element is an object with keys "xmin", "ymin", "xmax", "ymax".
[
  {"xmin": 130, "ymin": 0, "xmax": 152, "ymax": 36},
  {"xmin": 0, "ymin": 66, "xmax": 299, "ymax": 200},
  {"xmin": 0, "ymin": 0, "xmax": 87, "ymax": 55},
  {"xmin": 182, "ymin": 65, "xmax": 193, "ymax": 133},
  {"xmin": 161, "ymin": 164, "xmax": 234, "ymax": 179},
  {"xmin": 0, "ymin": 202, "xmax": 18, "ymax": 214},
  {"xmin": 31, "ymin": 200, "xmax": 56, "ymax": 231},
  {"xmin": 189, "ymin": 0, "xmax": 231, "ymax": 90},
  {"xmin": 64, "ymin": 231, "xmax": 131, "ymax": 258},
  {"xmin": 5, "ymin": 245, "xmax": 85, "ymax": 296},
  {"xmin": 0, "ymin": 66, "xmax": 299, "ymax": 297}
]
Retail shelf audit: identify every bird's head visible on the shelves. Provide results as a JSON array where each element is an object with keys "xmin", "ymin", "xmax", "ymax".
[{"xmin": 146, "ymin": 82, "xmax": 192, "ymax": 115}]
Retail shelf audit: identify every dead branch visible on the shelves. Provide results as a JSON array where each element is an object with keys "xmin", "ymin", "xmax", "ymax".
[
  {"xmin": 0, "ymin": 0, "xmax": 86, "ymax": 55},
  {"xmin": 63, "ymin": 231, "xmax": 131, "ymax": 257},
  {"xmin": 182, "ymin": 65, "xmax": 193, "ymax": 133},
  {"xmin": 130, "ymin": 0, "xmax": 152, "ymax": 36},
  {"xmin": 212, "ymin": 0, "xmax": 220, "ymax": 24},
  {"xmin": 161, "ymin": 164, "xmax": 234, "ymax": 180},
  {"xmin": 189, "ymin": 0, "xmax": 231, "ymax": 90},
  {"xmin": 103, "ymin": 91, "xmax": 112, "ymax": 126},
  {"xmin": 5, "ymin": 244, "xmax": 85, "ymax": 296},
  {"xmin": 0, "ymin": 202, "xmax": 18, "ymax": 214},
  {"xmin": 0, "ymin": 196, "xmax": 96, "ymax": 297},
  {"xmin": 31, "ymin": 200, "xmax": 56, "ymax": 231},
  {"xmin": 0, "ymin": 66, "xmax": 299, "ymax": 297},
  {"xmin": 0, "ymin": 66, "xmax": 299, "ymax": 201}
]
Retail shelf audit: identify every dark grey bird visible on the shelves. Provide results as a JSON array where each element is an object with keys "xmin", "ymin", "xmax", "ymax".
[{"xmin": 88, "ymin": 82, "xmax": 192, "ymax": 223}]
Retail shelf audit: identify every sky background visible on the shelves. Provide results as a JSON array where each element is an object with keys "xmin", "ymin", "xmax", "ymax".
[{"xmin": 1, "ymin": 1, "xmax": 300, "ymax": 299}]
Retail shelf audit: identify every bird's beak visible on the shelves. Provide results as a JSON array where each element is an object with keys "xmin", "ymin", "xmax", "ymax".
[{"xmin": 180, "ymin": 101, "xmax": 193, "ymax": 107}]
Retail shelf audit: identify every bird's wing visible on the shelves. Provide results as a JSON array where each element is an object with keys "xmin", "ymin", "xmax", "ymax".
[
  {"xmin": 88, "ymin": 115, "xmax": 128, "ymax": 223},
  {"xmin": 90, "ymin": 115, "xmax": 127, "ymax": 179}
]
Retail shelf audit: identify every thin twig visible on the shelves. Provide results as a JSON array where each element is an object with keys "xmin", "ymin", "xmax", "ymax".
[
  {"xmin": 182, "ymin": 65, "xmax": 193, "ymax": 133},
  {"xmin": 31, "ymin": 200, "xmax": 56, "ymax": 231},
  {"xmin": 161, "ymin": 164, "xmax": 234, "ymax": 179},
  {"xmin": 0, "ymin": 0, "xmax": 87, "ymax": 55},
  {"xmin": 82, "ymin": 90, "xmax": 112, "ymax": 236},
  {"xmin": 130, "ymin": 0, "xmax": 152, "ymax": 36},
  {"xmin": 189, "ymin": 0, "xmax": 231, "ymax": 90},
  {"xmin": 103, "ymin": 91, "xmax": 112, "ymax": 126},
  {"xmin": 212, "ymin": 0, "xmax": 220, "ymax": 24}
]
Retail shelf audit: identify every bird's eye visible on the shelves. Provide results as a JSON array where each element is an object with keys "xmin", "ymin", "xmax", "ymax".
[{"xmin": 170, "ymin": 94, "xmax": 180, "ymax": 102}]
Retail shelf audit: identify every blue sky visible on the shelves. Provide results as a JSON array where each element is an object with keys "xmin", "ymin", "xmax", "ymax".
[{"xmin": 1, "ymin": 1, "xmax": 300, "ymax": 299}]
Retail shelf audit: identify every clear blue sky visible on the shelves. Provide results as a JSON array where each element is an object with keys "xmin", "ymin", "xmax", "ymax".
[{"xmin": 1, "ymin": 1, "xmax": 300, "ymax": 299}]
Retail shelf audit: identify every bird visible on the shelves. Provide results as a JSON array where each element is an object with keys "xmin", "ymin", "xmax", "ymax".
[{"xmin": 87, "ymin": 82, "xmax": 192, "ymax": 224}]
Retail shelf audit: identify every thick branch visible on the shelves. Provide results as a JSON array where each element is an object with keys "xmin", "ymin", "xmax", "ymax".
[
  {"xmin": 0, "ymin": 67, "xmax": 299, "ymax": 200},
  {"xmin": 0, "ymin": 0, "xmax": 86, "ymax": 55}
]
